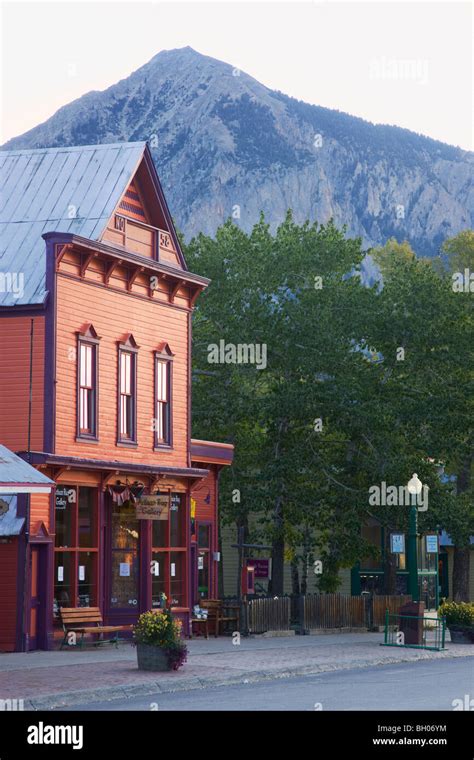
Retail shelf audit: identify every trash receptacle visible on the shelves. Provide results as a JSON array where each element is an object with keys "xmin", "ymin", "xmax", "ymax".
[{"xmin": 399, "ymin": 601, "xmax": 425, "ymax": 645}]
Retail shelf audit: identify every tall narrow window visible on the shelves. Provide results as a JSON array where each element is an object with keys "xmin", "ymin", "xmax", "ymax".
[
  {"xmin": 76, "ymin": 324, "xmax": 100, "ymax": 440},
  {"xmin": 117, "ymin": 335, "xmax": 139, "ymax": 444},
  {"xmin": 154, "ymin": 343, "xmax": 174, "ymax": 448}
]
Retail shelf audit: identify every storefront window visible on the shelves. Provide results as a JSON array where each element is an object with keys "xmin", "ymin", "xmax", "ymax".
[
  {"xmin": 78, "ymin": 488, "xmax": 96, "ymax": 547},
  {"xmin": 54, "ymin": 552, "xmax": 73, "ymax": 609},
  {"xmin": 151, "ymin": 493, "xmax": 187, "ymax": 608},
  {"xmin": 54, "ymin": 486, "xmax": 98, "ymax": 614},
  {"xmin": 110, "ymin": 501, "xmax": 139, "ymax": 609},
  {"xmin": 170, "ymin": 493, "xmax": 185, "ymax": 546},
  {"xmin": 197, "ymin": 523, "xmax": 211, "ymax": 598}
]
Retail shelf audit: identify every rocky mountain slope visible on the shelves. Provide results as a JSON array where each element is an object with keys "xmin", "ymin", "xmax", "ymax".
[{"xmin": 3, "ymin": 47, "xmax": 473, "ymax": 253}]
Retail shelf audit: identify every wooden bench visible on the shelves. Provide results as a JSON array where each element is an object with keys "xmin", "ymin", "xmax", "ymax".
[
  {"xmin": 59, "ymin": 607, "xmax": 132, "ymax": 649},
  {"xmin": 199, "ymin": 599, "xmax": 240, "ymax": 636}
]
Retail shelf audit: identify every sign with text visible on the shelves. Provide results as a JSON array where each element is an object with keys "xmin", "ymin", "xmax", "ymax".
[
  {"xmin": 390, "ymin": 533, "xmax": 405, "ymax": 554},
  {"xmin": 247, "ymin": 558, "xmax": 270, "ymax": 578},
  {"xmin": 55, "ymin": 486, "xmax": 76, "ymax": 510},
  {"xmin": 426, "ymin": 534, "xmax": 438, "ymax": 554},
  {"xmin": 135, "ymin": 493, "xmax": 169, "ymax": 520}
]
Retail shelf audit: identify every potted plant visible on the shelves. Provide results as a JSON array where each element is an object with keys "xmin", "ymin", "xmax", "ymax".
[
  {"xmin": 438, "ymin": 600, "xmax": 474, "ymax": 644},
  {"xmin": 133, "ymin": 606, "xmax": 188, "ymax": 671}
]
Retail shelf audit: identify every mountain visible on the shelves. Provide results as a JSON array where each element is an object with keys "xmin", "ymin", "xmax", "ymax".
[{"xmin": 3, "ymin": 47, "xmax": 473, "ymax": 253}]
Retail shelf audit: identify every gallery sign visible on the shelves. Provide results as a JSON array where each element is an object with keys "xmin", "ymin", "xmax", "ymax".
[
  {"xmin": 135, "ymin": 493, "xmax": 169, "ymax": 520},
  {"xmin": 55, "ymin": 486, "xmax": 76, "ymax": 510}
]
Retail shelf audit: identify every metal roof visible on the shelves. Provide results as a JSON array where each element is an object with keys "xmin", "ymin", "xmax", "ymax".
[
  {"xmin": 0, "ymin": 142, "xmax": 146, "ymax": 306},
  {"xmin": 0, "ymin": 444, "xmax": 54, "ymax": 492}
]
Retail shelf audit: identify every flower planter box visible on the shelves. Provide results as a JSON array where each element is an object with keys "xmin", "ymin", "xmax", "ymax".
[
  {"xmin": 136, "ymin": 642, "xmax": 172, "ymax": 671},
  {"xmin": 448, "ymin": 626, "xmax": 474, "ymax": 644}
]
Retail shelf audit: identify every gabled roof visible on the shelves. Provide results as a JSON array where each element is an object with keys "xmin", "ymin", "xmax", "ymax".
[{"xmin": 0, "ymin": 142, "xmax": 153, "ymax": 307}]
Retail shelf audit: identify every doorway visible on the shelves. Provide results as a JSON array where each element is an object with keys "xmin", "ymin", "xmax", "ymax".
[{"xmin": 29, "ymin": 544, "xmax": 47, "ymax": 650}]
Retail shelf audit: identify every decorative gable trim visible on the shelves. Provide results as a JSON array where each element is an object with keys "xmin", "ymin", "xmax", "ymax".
[
  {"xmin": 76, "ymin": 323, "xmax": 101, "ymax": 343},
  {"xmin": 155, "ymin": 341, "xmax": 175, "ymax": 358},
  {"xmin": 117, "ymin": 333, "xmax": 140, "ymax": 351}
]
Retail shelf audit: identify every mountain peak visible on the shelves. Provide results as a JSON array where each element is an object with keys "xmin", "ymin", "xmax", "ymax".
[{"xmin": 2, "ymin": 51, "xmax": 472, "ymax": 252}]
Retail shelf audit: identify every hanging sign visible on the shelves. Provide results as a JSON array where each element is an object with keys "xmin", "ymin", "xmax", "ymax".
[
  {"xmin": 135, "ymin": 493, "xmax": 169, "ymax": 520},
  {"xmin": 390, "ymin": 533, "xmax": 405, "ymax": 554},
  {"xmin": 426, "ymin": 534, "xmax": 438, "ymax": 554},
  {"xmin": 247, "ymin": 558, "xmax": 270, "ymax": 578}
]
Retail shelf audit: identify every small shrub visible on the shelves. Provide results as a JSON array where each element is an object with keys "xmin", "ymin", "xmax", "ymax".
[{"xmin": 438, "ymin": 601, "xmax": 474, "ymax": 627}]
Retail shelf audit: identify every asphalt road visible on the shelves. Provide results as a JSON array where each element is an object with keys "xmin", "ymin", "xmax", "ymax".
[{"xmin": 62, "ymin": 656, "xmax": 474, "ymax": 711}]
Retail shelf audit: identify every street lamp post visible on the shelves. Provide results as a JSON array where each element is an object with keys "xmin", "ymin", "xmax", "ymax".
[{"xmin": 407, "ymin": 473, "xmax": 422, "ymax": 602}]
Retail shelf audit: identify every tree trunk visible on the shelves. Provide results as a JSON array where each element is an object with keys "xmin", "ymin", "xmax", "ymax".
[
  {"xmin": 235, "ymin": 517, "xmax": 248, "ymax": 599},
  {"xmin": 290, "ymin": 556, "xmax": 300, "ymax": 595},
  {"xmin": 453, "ymin": 454, "xmax": 472, "ymax": 601},
  {"xmin": 383, "ymin": 528, "xmax": 397, "ymax": 595},
  {"xmin": 453, "ymin": 547, "xmax": 470, "ymax": 602},
  {"xmin": 269, "ymin": 495, "xmax": 284, "ymax": 596},
  {"xmin": 218, "ymin": 525, "xmax": 224, "ymax": 598}
]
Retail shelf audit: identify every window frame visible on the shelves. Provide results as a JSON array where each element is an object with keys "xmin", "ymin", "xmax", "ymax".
[
  {"xmin": 154, "ymin": 345, "xmax": 174, "ymax": 449},
  {"xmin": 76, "ymin": 325, "xmax": 100, "ymax": 442},
  {"xmin": 54, "ymin": 486, "xmax": 99, "ymax": 614},
  {"xmin": 151, "ymin": 491, "xmax": 187, "ymax": 609},
  {"xmin": 117, "ymin": 335, "xmax": 139, "ymax": 446}
]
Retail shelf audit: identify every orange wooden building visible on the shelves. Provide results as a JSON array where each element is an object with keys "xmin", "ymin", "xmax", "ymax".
[{"xmin": 0, "ymin": 143, "xmax": 233, "ymax": 651}]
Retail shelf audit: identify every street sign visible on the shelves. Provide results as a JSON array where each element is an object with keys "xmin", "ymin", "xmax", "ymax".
[
  {"xmin": 426, "ymin": 534, "xmax": 438, "ymax": 554},
  {"xmin": 390, "ymin": 533, "xmax": 405, "ymax": 553}
]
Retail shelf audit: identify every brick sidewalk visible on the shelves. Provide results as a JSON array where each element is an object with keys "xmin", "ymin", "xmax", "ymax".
[{"xmin": 1, "ymin": 632, "xmax": 473, "ymax": 709}]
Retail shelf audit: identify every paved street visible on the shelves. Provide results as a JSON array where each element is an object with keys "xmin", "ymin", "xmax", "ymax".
[
  {"xmin": 62, "ymin": 658, "xmax": 474, "ymax": 711},
  {"xmin": 2, "ymin": 632, "xmax": 474, "ymax": 710}
]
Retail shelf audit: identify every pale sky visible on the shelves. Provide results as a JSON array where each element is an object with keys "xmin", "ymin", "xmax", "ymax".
[{"xmin": 1, "ymin": 0, "xmax": 472, "ymax": 150}]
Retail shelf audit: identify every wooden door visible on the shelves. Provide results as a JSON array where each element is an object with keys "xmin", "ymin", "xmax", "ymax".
[{"xmin": 29, "ymin": 546, "xmax": 42, "ymax": 649}]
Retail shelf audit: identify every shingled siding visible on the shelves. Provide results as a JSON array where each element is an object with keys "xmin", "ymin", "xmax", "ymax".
[
  {"xmin": 55, "ymin": 274, "xmax": 189, "ymax": 466},
  {"xmin": 0, "ymin": 315, "xmax": 45, "ymax": 452}
]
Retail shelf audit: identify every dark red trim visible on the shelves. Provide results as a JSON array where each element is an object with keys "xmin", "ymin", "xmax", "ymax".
[
  {"xmin": 44, "ymin": 239, "xmax": 57, "ymax": 453},
  {"xmin": 76, "ymin": 335, "xmax": 99, "ymax": 441},
  {"xmin": 42, "ymin": 231, "xmax": 209, "ymax": 289},
  {"xmin": 117, "ymin": 345, "xmax": 138, "ymax": 445},
  {"xmin": 154, "ymin": 353, "xmax": 172, "ymax": 447},
  {"xmin": 18, "ymin": 451, "xmax": 209, "ymax": 480},
  {"xmin": 190, "ymin": 441, "xmax": 234, "ymax": 465}
]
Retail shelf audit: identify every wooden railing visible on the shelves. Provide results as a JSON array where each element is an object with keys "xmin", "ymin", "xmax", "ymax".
[{"xmin": 105, "ymin": 215, "xmax": 177, "ymax": 262}]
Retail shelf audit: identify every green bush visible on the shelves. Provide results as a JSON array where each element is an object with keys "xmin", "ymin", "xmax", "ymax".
[{"xmin": 438, "ymin": 601, "xmax": 474, "ymax": 627}]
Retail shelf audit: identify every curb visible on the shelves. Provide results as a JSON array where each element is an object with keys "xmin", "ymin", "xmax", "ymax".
[{"xmin": 25, "ymin": 647, "xmax": 470, "ymax": 710}]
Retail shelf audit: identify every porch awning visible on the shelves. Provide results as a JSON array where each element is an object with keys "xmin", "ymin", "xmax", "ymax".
[
  {"xmin": 0, "ymin": 445, "xmax": 55, "ymax": 494},
  {"xmin": 18, "ymin": 451, "xmax": 209, "ymax": 482}
]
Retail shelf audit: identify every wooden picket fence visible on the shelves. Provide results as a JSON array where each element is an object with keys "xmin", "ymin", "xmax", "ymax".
[
  {"xmin": 303, "ymin": 593, "xmax": 366, "ymax": 629},
  {"xmin": 247, "ymin": 596, "xmax": 291, "ymax": 633},
  {"xmin": 371, "ymin": 594, "xmax": 412, "ymax": 627},
  {"xmin": 233, "ymin": 593, "xmax": 413, "ymax": 634}
]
